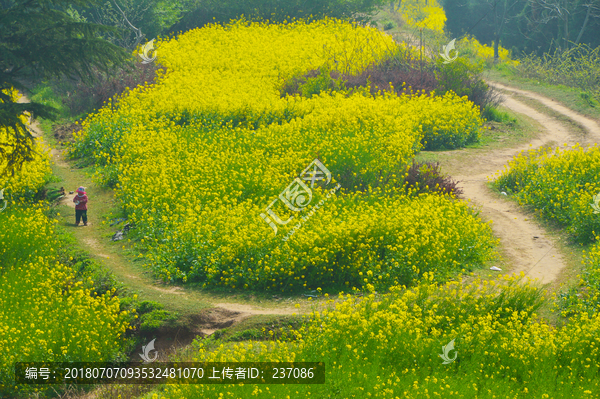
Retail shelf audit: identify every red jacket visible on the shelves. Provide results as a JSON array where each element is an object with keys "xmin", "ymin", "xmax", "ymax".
[{"xmin": 74, "ymin": 192, "xmax": 88, "ymax": 210}]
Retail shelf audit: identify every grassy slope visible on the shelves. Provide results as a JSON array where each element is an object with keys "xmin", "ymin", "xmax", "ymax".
[{"xmin": 486, "ymin": 65, "xmax": 600, "ymax": 122}]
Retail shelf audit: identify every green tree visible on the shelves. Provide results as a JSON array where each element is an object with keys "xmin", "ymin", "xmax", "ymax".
[
  {"xmin": 527, "ymin": 0, "xmax": 600, "ymax": 51},
  {"xmin": 169, "ymin": 0, "xmax": 388, "ymax": 34},
  {"xmin": 80, "ymin": 0, "xmax": 192, "ymax": 50},
  {"xmin": 0, "ymin": 0, "xmax": 129, "ymax": 176},
  {"xmin": 442, "ymin": 0, "xmax": 600, "ymax": 55}
]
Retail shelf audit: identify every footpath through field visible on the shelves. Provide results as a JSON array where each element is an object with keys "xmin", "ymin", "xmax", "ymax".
[
  {"xmin": 19, "ymin": 95, "xmax": 308, "ymax": 338},
  {"xmin": 20, "ymin": 82, "xmax": 600, "ymax": 333},
  {"xmin": 450, "ymin": 81, "xmax": 600, "ymax": 285}
]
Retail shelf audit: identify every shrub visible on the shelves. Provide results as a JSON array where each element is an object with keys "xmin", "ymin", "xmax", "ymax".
[
  {"xmin": 515, "ymin": 44, "xmax": 600, "ymax": 104},
  {"xmin": 139, "ymin": 310, "xmax": 178, "ymax": 333},
  {"xmin": 403, "ymin": 159, "xmax": 463, "ymax": 196},
  {"xmin": 482, "ymin": 105, "xmax": 515, "ymax": 124},
  {"xmin": 280, "ymin": 67, "xmax": 344, "ymax": 98},
  {"xmin": 341, "ymin": 48, "xmax": 438, "ymax": 97},
  {"xmin": 435, "ymin": 57, "xmax": 500, "ymax": 112},
  {"xmin": 228, "ymin": 328, "xmax": 263, "ymax": 342},
  {"xmin": 49, "ymin": 61, "xmax": 162, "ymax": 118}
]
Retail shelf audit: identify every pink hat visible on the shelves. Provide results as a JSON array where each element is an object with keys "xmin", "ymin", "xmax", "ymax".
[{"xmin": 77, "ymin": 186, "xmax": 85, "ymax": 193}]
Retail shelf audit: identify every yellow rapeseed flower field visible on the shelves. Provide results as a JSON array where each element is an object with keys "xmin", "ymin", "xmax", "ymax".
[
  {"xmin": 144, "ymin": 273, "xmax": 600, "ymax": 398},
  {"xmin": 70, "ymin": 19, "xmax": 496, "ymax": 292},
  {"xmin": 0, "ymin": 204, "xmax": 130, "ymax": 396},
  {"xmin": 493, "ymin": 143, "xmax": 600, "ymax": 243},
  {"xmin": 0, "ymin": 88, "xmax": 130, "ymax": 396}
]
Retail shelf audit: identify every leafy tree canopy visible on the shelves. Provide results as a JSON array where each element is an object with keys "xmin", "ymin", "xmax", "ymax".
[{"xmin": 0, "ymin": 0, "xmax": 129, "ymax": 176}]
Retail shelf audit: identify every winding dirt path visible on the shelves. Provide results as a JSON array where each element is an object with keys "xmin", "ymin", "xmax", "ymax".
[{"xmin": 453, "ymin": 82, "xmax": 600, "ymax": 284}]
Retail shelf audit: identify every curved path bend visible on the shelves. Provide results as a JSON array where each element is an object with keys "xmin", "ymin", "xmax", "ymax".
[{"xmin": 453, "ymin": 81, "xmax": 600, "ymax": 284}]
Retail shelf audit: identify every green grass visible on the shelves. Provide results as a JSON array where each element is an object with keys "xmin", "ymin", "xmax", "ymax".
[{"xmin": 485, "ymin": 66, "xmax": 600, "ymax": 121}]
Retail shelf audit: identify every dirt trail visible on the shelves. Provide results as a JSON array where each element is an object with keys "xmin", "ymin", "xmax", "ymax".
[
  {"xmin": 453, "ymin": 82, "xmax": 600, "ymax": 284},
  {"xmin": 491, "ymin": 82, "xmax": 600, "ymax": 138}
]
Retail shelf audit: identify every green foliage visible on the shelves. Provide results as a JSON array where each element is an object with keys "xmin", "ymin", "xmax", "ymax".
[
  {"xmin": 300, "ymin": 69, "xmax": 339, "ymax": 98},
  {"xmin": 482, "ymin": 106, "xmax": 516, "ymax": 124},
  {"xmin": 382, "ymin": 20, "xmax": 395, "ymax": 30},
  {"xmin": 78, "ymin": 0, "xmax": 192, "ymax": 50},
  {"xmin": 119, "ymin": 300, "xmax": 179, "ymax": 334},
  {"xmin": 0, "ymin": 0, "xmax": 128, "ymax": 176},
  {"xmin": 170, "ymin": 0, "xmax": 389, "ymax": 33},
  {"xmin": 139, "ymin": 309, "xmax": 178, "ymax": 333},
  {"xmin": 581, "ymin": 91, "xmax": 600, "ymax": 108},
  {"xmin": 41, "ymin": 61, "xmax": 161, "ymax": 119},
  {"xmin": 228, "ymin": 328, "xmax": 263, "ymax": 342},
  {"xmin": 435, "ymin": 57, "xmax": 498, "ymax": 112},
  {"xmin": 137, "ymin": 300, "xmax": 165, "ymax": 314},
  {"xmin": 29, "ymin": 84, "xmax": 69, "ymax": 119},
  {"xmin": 515, "ymin": 44, "xmax": 600, "ymax": 104},
  {"xmin": 443, "ymin": 0, "xmax": 600, "ymax": 57}
]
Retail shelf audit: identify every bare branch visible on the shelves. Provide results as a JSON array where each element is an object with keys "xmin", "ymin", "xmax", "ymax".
[{"xmin": 112, "ymin": 0, "xmax": 145, "ymax": 49}]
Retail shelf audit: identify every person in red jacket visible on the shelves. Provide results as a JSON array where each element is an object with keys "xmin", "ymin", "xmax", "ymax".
[{"xmin": 73, "ymin": 186, "xmax": 88, "ymax": 226}]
